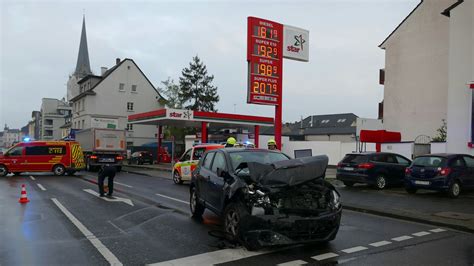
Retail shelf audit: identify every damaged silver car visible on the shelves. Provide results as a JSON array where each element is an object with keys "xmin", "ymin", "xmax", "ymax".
[{"xmin": 190, "ymin": 148, "xmax": 341, "ymax": 250}]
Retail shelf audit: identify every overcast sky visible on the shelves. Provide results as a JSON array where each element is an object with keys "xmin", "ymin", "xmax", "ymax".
[{"xmin": 0, "ymin": 0, "xmax": 419, "ymax": 129}]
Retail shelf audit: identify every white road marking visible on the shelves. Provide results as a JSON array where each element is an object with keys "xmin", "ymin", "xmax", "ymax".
[
  {"xmin": 341, "ymin": 246, "xmax": 368, "ymax": 254},
  {"xmin": 413, "ymin": 231, "xmax": 431, "ymax": 237},
  {"xmin": 156, "ymin": 193, "xmax": 188, "ymax": 204},
  {"xmin": 148, "ymin": 247, "xmax": 268, "ymax": 266},
  {"xmin": 430, "ymin": 228, "xmax": 447, "ymax": 233},
  {"xmin": 311, "ymin": 252, "xmax": 339, "ymax": 261},
  {"xmin": 369, "ymin": 240, "xmax": 392, "ymax": 247},
  {"xmin": 277, "ymin": 259, "xmax": 308, "ymax": 265},
  {"xmin": 114, "ymin": 181, "xmax": 133, "ymax": 188},
  {"xmin": 392, "ymin": 235, "xmax": 413, "ymax": 242},
  {"xmin": 30, "ymin": 176, "xmax": 36, "ymax": 180},
  {"xmin": 37, "ymin": 184, "xmax": 46, "ymax": 191},
  {"xmin": 51, "ymin": 198, "xmax": 122, "ymax": 266},
  {"xmin": 83, "ymin": 189, "xmax": 134, "ymax": 206}
]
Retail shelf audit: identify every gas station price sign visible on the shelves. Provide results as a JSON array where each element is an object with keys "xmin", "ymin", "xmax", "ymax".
[{"xmin": 247, "ymin": 17, "xmax": 283, "ymax": 105}]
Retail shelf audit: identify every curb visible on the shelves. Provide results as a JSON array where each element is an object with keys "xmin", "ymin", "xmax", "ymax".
[
  {"xmin": 343, "ymin": 204, "xmax": 474, "ymax": 234},
  {"xmin": 122, "ymin": 164, "xmax": 172, "ymax": 172}
]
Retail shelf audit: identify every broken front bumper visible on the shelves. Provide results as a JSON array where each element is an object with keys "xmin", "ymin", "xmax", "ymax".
[{"xmin": 240, "ymin": 208, "xmax": 342, "ymax": 249}]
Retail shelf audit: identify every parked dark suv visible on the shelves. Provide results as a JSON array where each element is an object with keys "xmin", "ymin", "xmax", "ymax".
[
  {"xmin": 190, "ymin": 148, "xmax": 342, "ymax": 250},
  {"xmin": 336, "ymin": 152, "xmax": 411, "ymax": 189},
  {"xmin": 405, "ymin": 154, "xmax": 474, "ymax": 198},
  {"xmin": 128, "ymin": 151, "xmax": 153, "ymax": 165}
]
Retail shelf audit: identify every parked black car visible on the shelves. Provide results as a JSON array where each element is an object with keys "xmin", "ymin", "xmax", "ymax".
[
  {"xmin": 405, "ymin": 154, "xmax": 474, "ymax": 198},
  {"xmin": 336, "ymin": 152, "xmax": 411, "ymax": 189},
  {"xmin": 128, "ymin": 151, "xmax": 153, "ymax": 165},
  {"xmin": 190, "ymin": 148, "xmax": 341, "ymax": 250}
]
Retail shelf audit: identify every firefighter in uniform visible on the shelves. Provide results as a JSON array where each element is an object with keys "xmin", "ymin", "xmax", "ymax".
[
  {"xmin": 225, "ymin": 137, "xmax": 237, "ymax": 147},
  {"xmin": 98, "ymin": 164, "xmax": 117, "ymax": 198},
  {"xmin": 267, "ymin": 139, "xmax": 278, "ymax": 150}
]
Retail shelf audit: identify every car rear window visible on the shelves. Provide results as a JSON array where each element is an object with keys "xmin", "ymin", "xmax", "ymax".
[
  {"xmin": 342, "ymin": 154, "xmax": 367, "ymax": 164},
  {"xmin": 412, "ymin": 156, "xmax": 446, "ymax": 167},
  {"xmin": 193, "ymin": 148, "xmax": 206, "ymax": 160},
  {"xmin": 229, "ymin": 151, "xmax": 289, "ymax": 171}
]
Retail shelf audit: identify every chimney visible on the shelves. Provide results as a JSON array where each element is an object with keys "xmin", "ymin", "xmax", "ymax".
[
  {"xmin": 101, "ymin": 67, "xmax": 108, "ymax": 75},
  {"xmin": 116, "ymin": 58, "xmax": 120, "ymax": 65}
]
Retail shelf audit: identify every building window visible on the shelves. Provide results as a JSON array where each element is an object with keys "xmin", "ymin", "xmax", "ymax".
[
  {"xmin": 337, "ymin": 119, "xmax": 346, "ymax": 123},
  {"xmin": 321, "ymin": 120, "xmax": 330, "ymax": 124},
  {"xmin": 44, "ymin": 119, "xmax": 53, "ymax": 126},
  {"xmin": 126, "ymin": 124, "xmax": 133, "ymax": 131},
  {"xmin": 81, "ymin": 99, "xmax": 85, "ymax": 111},
  {"xmin": 119, "ymin": 83, "xmax": 125, "ymax": 91},
  {"xmin": 78, "ymin": 101, "xmax": 81, "ymax": 111},
  {"xmin": 44, "ymin": 130, "xmax": 53, "ymax": 137},
  {"xmin": 82, "ymin": 120, "xmax": 85, "ymax": 129},
  {"xmin": 127, "ymin": 102, "xmax": 134, "ymax": 111},
  {"xmin": 131, "ymin": 85, "xmax": 137, "ymax": 92}
]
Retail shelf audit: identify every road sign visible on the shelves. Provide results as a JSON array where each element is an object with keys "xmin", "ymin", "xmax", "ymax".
[{"xmin": 247, "ymin": 17, "xmax": 283, "ymax": 106}]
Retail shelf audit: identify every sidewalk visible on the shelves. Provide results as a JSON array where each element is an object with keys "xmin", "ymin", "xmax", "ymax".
[
  {"xmin": 330, "ymin": 180, "xmax": 474, "ymax": 233},
  {"xmin": 122, "ymin": 162, "xmax": 172, "ymax": 179}
]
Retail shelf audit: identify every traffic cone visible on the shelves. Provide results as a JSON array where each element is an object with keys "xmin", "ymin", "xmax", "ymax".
[{"xmin": 18, "ymin": 184, "xmax": 30, "ymax": 204}]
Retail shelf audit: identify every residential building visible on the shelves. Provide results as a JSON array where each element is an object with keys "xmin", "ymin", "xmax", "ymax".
[
  {"xmin": 68, "ymin": 17, "xmax": 164, "ymax": 147},
  {"xmin": 379, "ymin": 0, "xmax": 455, "ymax": 141},
  {"xmin": 1, "ymin": 125, "xmax": 21, "ymax": 148},
  {"xmin": 28, "ymin": 111, "xmax": 41, "ymax": 140},
  {"xmin": 444, "ymin": 0, "xmax": 474, "ymax": 154},
  {"xmin": 262, "ymin": 113, "xmax": 358, "ymax": 142},
  {"xmin": 39, "ymin": 98, "xmax": 72, "ymax": 140}
]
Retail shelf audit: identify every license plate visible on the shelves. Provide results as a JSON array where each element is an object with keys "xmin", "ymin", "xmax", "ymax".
[
  {"xmin": 343, "ymin": 167, "xmax": 354, "ymax": 171},
  {"xmin": 99, "ymin": 158, "xmax": 115, "ymax": 163},
  {"xmin": 414, "ymin": 180, "xmax": 430, "ymax": 185}
]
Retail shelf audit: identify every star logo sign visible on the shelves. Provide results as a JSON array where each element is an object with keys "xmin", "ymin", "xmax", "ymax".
[
  {"xmin": 183, "ymin": 110, "xmax": 192, "ymax": 119},
  {"xmin": 294, "ymin": 34, "xmax": 306, "ymax": 51}
]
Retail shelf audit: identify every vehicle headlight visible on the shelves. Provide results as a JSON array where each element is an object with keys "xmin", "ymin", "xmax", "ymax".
[{"xmin": 331, "ymin": 190, "xmax": 341, "ymax": 209}]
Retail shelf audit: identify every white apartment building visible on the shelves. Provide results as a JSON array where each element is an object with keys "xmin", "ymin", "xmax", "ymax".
[
  {"xmin": 445, "ymin": 0, "xmax": 474, "ymax": 154},
  {"xmin": 67, "ymin": 17, "xmax": 164, "ymax": 147},
  {"xmin": 1, "ymin": 125, "xmax": 21, "ymax": 148},
  {"xmin": 39, "ymin": 98, "xmax": 72, "ymax": 140},
  {"xmin": 379, "ymin": 0, "xmax": 455, "ymax": 141}
]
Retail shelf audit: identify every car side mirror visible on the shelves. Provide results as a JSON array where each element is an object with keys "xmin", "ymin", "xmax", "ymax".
[{"xmin": 217, "ymin": 168, "xmax": 229, "ymax": 179}]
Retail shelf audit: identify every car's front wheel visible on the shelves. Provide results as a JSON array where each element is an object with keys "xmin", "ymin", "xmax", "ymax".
[
  {"xmin": 223, "ymin": 201, "xmax": 249, "ymax": 240},
  {"xmin": 173, "ymin": 171, "xmax": 183, "ymax": 184},
  {"xmin": 447, "ymin": 181, "xmax": 461, "ymax": 198},
  {"xmin": 190, "ymin": 187, "xmax": 205, "ymax": 219},
  {"xmin": 375, "ymin": 175, "xmax": 387, "ymax": 190}
]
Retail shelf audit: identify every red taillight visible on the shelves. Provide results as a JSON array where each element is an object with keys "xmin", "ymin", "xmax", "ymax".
[
  {"xmin": 405, "ymin": 167, "xmax": 412, "ymax": 175},
  {"xmin": 358, "ymin": 163, "xmax": 375, "ymax": 169},
  {"xmin": 116, "ymin": 156, "xmax": 123, "ymax": 160},
  {"xmin": 438, "ymin": 167, "xmax": 451, "ymax": 176},
  {"xmin": 90, "ymin": 155, "xmax": 98, "ymax": 159}
]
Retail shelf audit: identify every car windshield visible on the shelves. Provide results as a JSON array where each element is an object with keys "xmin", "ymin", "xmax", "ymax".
[
  {"xmin": 412, "ymin": 156, "xmax": 446, "ymax": 167},
  {"xmin": 342, "ymin": 154, "xmax": 367, "ymax": 164},
  {"xmin": 229, "ymin": 151, "xmax": 289, "ymax": 172}
]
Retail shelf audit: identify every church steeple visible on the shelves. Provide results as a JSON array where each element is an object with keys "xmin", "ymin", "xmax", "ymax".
[{"xmin": 74, "ymin": 16, "xmax": 92, "ymax": 78}]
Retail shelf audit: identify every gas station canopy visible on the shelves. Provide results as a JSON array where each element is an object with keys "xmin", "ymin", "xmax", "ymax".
[{"xmin": 128, "ymin": 108, "xmax": 274, "ymax": 149}]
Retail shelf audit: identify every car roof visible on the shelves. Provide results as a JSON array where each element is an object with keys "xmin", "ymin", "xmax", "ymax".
[
  {"xmin": 218, "ymin": 148, "xmax": 282, "ymax": 154},
  {"xmin": 345, "ymin": 152, "xmax": 402, "ymax": 156},
  {"xmin": 415, "ymin": 153, "xmax": 466, "ymax": 158},
  {"xmin": 193, "ymin": 144, "xmax": 224, "ymax": 149}
]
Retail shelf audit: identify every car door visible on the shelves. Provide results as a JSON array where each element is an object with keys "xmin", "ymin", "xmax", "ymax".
[
  {"xmin": 395, "ymin": 155, "xmax": 411, "ymax": 182},
  {"xmin": 449, "ymin": 156, "xmax": 468, "ymax": 185},
  {"xmin": 4, "ymin": 145, "xmax": 25, "ymax": 172},
  {"xmin": 178, "ymin": 149, "xmax": 193, "ymax": 179},
  {"xmin": 207, "ymin": 151, "xmax": 227, "ymax": 213},
  {"xmin": 196, "ymin": 151, "xmax": 215, "ymax": 204},
  {"xmin": 462, "ymin": 155, "xmax": 474, "ymax": 188}
]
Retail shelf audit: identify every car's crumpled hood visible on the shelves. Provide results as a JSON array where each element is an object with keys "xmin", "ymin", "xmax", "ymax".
[{"xmin": 246, "ymin": 155, "xmax": 328, "ymax": 188}]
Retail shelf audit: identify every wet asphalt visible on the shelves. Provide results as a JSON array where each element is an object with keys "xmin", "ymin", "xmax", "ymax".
[{"xmin": 0, "ymin": 171, "xmax": 473, "ymax": 265}]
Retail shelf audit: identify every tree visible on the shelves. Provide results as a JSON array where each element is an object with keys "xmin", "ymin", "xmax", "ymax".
[
  {"xmin": 157, "ymin": 77, "xmax": 182, "ymax": 109},
  {"xmin": 178, "ymin": 56, "xmax": 220, "ymax": 112},
  {"xmin": 432, "ymin": 119, "xmax": 447, "ymax": 142}
]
